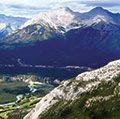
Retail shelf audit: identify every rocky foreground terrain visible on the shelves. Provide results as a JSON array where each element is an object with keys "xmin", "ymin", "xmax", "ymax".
[{"xmin": 24, "ymin": 59, "xmax": 120, "ymax": 119}]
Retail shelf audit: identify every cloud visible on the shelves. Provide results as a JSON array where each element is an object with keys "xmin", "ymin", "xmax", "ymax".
[
  {"xmin": 0, "ymin": 0, "xmax": 55, "ymax": 17},
  {"xmin": 0, "ymin": 1, "xmax": 52, "ymax": 18},
  {"xmin": 80, "ymin": 0, "xmax": 120, "ymax": 7},
  {"xmin": 49, "ymin": 0, "xmax": 91, "ymax": 13},
  {"xmin": 0, "ymin": 0, "xmax": 120, "ymax": 18}
]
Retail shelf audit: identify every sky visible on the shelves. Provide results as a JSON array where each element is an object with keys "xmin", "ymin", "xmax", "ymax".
[{"xmin": 0, "ymin": 0, "xmax": 120, "ymax": 18}]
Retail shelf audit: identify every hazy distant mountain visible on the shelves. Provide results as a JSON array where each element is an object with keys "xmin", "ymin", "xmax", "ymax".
[
  {"xmin": 0, "ymin": 14, "xmax": 28, "ymax": 30},
  {"xmin": 0, "ymin": 14, "xmax": 28, "ymax": 39}
]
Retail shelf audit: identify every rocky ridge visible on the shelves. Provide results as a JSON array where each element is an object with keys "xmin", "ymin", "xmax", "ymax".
[{"xmin": 24, "ymin": 59, "xmax": 120, "ymax": 119}]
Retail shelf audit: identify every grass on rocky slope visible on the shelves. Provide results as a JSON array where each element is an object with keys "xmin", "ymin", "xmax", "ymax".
[
  {"xmin": 0, "ymin": 95, "xmax": 41, "ymax": 119},
  {"xmin": 39, "ymin": 76, "xmax": 120, "ymax": 119},
  {"xmin": 7, "ymin": 96, "xmax": 41, "ymax": 119}
]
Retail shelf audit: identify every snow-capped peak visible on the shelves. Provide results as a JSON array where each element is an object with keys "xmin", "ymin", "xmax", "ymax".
[
  {"xmin": 0, "ymin": 23, "xmax": 12, "ymax": 33},
  {"xmin": 92, "ymin": 15, "xmax": 108, "ymax": 24},
  {"xmin": 20, "ymin": 7, "xmax": 120, "ymax": 35},
  {"xmin": 0, "ymin": 23, "xmax": 7, "ymax": 30},
  {"xmin": 86, "ymin": 7, "xmax": 117, "ymax": 25},
  {"xmin": 21, "ymin": 7, "xmax": 78, "ymax": 31},
  {"xmin": 0, "ymin": 22, "xmax": 13, "ymax": 39}
]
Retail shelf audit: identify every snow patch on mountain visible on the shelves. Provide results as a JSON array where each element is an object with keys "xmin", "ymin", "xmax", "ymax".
[
  {"xmin": 0, "ymin": 23, "xmax": 13, "ymax": 38},
  {"xmin": 0, "ymin": 23, "xmax": 7, "ymax": 30},
  {"xmin": 92, "ymin": 15, "xmax": 108, "ymax": 24},
  {"xmin": 21, "ymin": 7, "xmax": 120, "ymax": 34},
  {"xmin": 21, "ymin": 7, "xmax": 81, "ymax": 31}
]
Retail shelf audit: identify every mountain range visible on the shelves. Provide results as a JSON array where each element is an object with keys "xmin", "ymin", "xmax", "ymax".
[
  {"xmin": 0, "ymin": 7, "xmax": 120, "ymax": 68},
  {"xmin": 2, "ymin": 7, "xmax": 120, "ymax": 44}
]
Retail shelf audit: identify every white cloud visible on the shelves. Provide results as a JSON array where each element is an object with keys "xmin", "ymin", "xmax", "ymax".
[{"xmin": 0, "ymin": 0, "xmax": 120, "ymax": 18}]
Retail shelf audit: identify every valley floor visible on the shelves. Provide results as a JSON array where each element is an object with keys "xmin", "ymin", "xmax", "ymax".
[{"xmin": 0, "ymin": 81, "xmax": 54, "ymax": 119}]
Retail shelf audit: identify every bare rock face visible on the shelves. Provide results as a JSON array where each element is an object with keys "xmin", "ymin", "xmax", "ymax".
[{"xmin": 24, "ymin": 59, "xmax": 120, "ymax": 119}]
